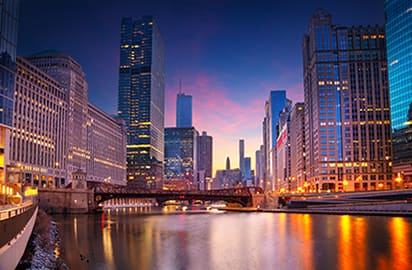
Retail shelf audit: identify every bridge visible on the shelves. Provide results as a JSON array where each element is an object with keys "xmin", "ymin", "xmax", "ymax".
[{"xmin": 94, "ymin": 186, "xmax": 265, "ymax": 208}]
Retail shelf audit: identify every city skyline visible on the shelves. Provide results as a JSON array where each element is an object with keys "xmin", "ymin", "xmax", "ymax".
[{"xmin": 18, "ymin": 0, "xmax": 385, "ymax": 174}]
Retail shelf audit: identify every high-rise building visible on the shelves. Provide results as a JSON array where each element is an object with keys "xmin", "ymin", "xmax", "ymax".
[
  {"xmin": 239, "ymin": 139, "xmax": 245, "ymax": 177},
  {"xmin": 385, "ymin": 0, "xmax": 412, "ymax": 185},
  {"xmin": 255, "ymin": 147, "xmax": 263, "ymax": 187},
  {"xmin": 226, "ymin": 156, "xmax": 231, "ymax": 170},
  {"xmin": 0, "ymin": 0, "xmax": 19, "ymax": 185},
  {"xmin": 303, "ymin": 9, "xmax": 392, "ymax": 192},
  {"xmin": 26, "ymin": 51, "xmax": 89, "ymax": 182},
  {"xmin": 263, "ymin": 90, "xmax": 288, "ymax": 190},
  {"xmin": 176, "ymin": 93, "xmax": 192, "ymax": 128},
  {"xmin": 244, "ymin": 157, "xmax": 251, "ymax": 180},
  {"xmin": 164, "ymin": 127, "xmax": 198, "ymax": 183},
  {"xmin": 290, "ymin": 103, "xmax": 306, "ymax": 191},
  {"xmin": 18, "ymin": 52, "xmax": 126, "ymax": 186},
  {"xmin": 117, "ymin": 16, "xmax": 165, "ymax": 188},
  {"xmin": 87, "ymin": 105, "xmax": 127, "ymax": 186},
  {"xmin": 385, "ymin": 0, "xmax": 412, "ymax": 131},
  {"xmin": 198, "ymin": 131, "xmax": 212, "ymax": 178},
  {"xmin": 214, "ymin": 168, "xmax": 241, "ymax": 189}
]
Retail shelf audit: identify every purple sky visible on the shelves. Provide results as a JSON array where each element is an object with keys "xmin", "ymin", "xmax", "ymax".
[{"xmin": 18, "ymin": 0, "xmax": 385, "ymax": 174}]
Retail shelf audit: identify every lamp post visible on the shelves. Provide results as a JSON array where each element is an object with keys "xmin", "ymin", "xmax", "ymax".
[
  {"xmin": 395, "ymin": 172, "xmax": 403, "ymax": 189},
  {"xmin": 343, "ymin": 180, "xmax": 348, "ymax": 192}
]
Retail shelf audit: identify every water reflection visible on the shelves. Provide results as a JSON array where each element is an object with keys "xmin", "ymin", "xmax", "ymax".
[{"xmin": 53, "ymin": 210, "xmax": 412, "ymax": 270}]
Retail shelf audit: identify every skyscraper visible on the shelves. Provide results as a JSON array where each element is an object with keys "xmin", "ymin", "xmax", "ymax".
[
  {"xmin": 290, "ymin": 103, "xmax": 306, "ymax": 191},
  {"xmin": 244, "ymin": 157, "xmax": 251, "ymax": 180},
  {"xmin": 385, "ymin": 0, "xmax": 412, "ymax": 131},
  {"xmin": 303, "ymin": 9, "xmax": 392, "ymax": 192},
  {"xmin": 26, "ymin": 51, "xmax": 89, "ymax": 182},
  {"xmin": 0, "ymin": 0, "xmax": 19, "ymax": 185},
  {"xmin": 164, "ymin": 127, "xmax": 198, "ymax": 182},
  {"xmin": 385, "ymin": 0, "xmax": 412, "ymax": 185},
  {"xmin": 176, "ymin": 93, "xmax": 192, "ymax": 128},
  {"xmin": 263, "ymin": 90, "xmax": 288, "ymax": 190},
  {"xmin": 117, "ymin": 16, "xmax": 165, "ymax": 187},
  {"xmin": 24, "ymin": 52, "xmax": 127, "ymax": 186},
  {"xmin": 255, "ymin": 147, "xmax": 263, "ymax": 187},
  {"xmin": 239, "ymin": 139, "xmax": 245, "ymax": 177},
  {"xmin": 198, "ymin": 131, "xmax": 213, "ymax": 178}
]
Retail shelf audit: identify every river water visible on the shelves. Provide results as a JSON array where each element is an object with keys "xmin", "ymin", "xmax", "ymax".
[{"xmin": 53, "ymin": 207, "xmax": 412, "ymax": 270}]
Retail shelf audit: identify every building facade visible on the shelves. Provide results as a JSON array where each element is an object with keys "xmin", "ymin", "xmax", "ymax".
[
  {"xmin": 263, "ymin": 90, "xmax": 288, "ymax": 190},
  {"xmin": 198, "ymin": 131, "xmax": 212, "ymax": 178},
  {"xmin": 255, "ymin": 147, "xmax": 263, "ymax": 187},
  {"xmin": 290, "ymin": 103, "xmax": 307, "ymax": 191},
  {"xmin": 303, "ymin": 9, "xmax": 392, "ymax": 192},
  {"xmin": 10, "ymin": 57, "xmax": 67, "ymax": 187},
  {"xmin": 22, "ymin": 53, "xmax": 127, "ymax": 187},
  {"xmin": 239, "ymin": 139, "xmax": 245, "ymax": 178},
  {"xmin": 244, "ymin": 157, "xmax": 251, "ymax": 180},
  {"xmin": 0, "ymin": 0, "xmax": 19, "ymax": 186},
  {"xmin": 164, "ymin": 127, "xmax": 198, "ymax": 183},
  {"xmin": 26, "ymin": 51, "xmax": 89, "ymax": 182},
  {"xmin": 385, "ymin": 0, "xmax": 412, "ymax": 185},
  {"xmin": 87, "ymin": 104, "xmax": 127, "ymax": 186},
  {"xmin": 117, "ymin": 16, "xmax": 165, "ymax": 187},
  {"xmin": 214, "ymin": 168, "xmax": 242, "ymax": 189},
  {"xmin": 176, "ymin": 93, "xmax": 192, "ymax": 128}
]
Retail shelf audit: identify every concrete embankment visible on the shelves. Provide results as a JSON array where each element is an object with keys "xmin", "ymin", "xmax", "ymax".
[
  {"xmin": 221, "ymin": 202, "xmax": 412, "ymax": 217},
  {"xmin": 16, "ymin": 209, "xmax": 68, "ymax": 269}
]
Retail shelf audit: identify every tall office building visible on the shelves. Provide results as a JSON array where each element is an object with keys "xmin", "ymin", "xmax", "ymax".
[
  {"xmin": 385, "ymin": 0, "xmax": 412, "ymax": 184},
  {"xmin": 0, "ymin": 0, "xmax": 19, "ymax": 185},
  {"xmin": 26, "ymin": 52, "xmax": 126, "ymax": 186},
  {"xmin": 239, "ymin": 139, "xmax": 245, "ymax": 177},
  {"xmin": 198, "ymin": 131, "xmax": 212, "ymax": 178},
  {"xmin": 244, "ymin": 157, "xmax": 251, "ymax": 180},
  {"xmin": 385, "ymin": 0, "xmax": 412, "ymax": 131},
  {"xmin": 290, "ymin": 103, "xmax": 306, "ymax": 191},
  {"xmin": 87, "ymin": 105, "xmax": 127, "ymax": 186},
  {"xmin": 164, "ymin": 127, "xmax": 198, "ymax": 183},
  {"xmin": 263, "ymin": 90, "xmax": 288, "ymax": 190},
  {"xmin": 10, "ymin": 57, "xmax": 67, "ymax": 187},
  {"xmin": 303, "ymin": 9, "xmax": 392, "ymax": 192},
  {"xmin": 26, "ymin": 51, "xmax": 89, "ymax": 182},
  {"xmin": 176, "ymin": 93, "xmax": 192, "ymax": 128},
  {"xmin": 255, "ymin": 147, "xmax": 263, "ymax": 187},
  {"xmin": 117, "ymin": 16, "xmax": 165, "ymax": 187}
]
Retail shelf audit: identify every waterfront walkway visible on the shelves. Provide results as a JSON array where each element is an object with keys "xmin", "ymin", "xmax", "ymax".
[{"xmin": 221, "ymin": 200, "xmax": 412, "ymax": 217}]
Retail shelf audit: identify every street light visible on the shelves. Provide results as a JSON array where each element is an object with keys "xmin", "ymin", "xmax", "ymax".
[
  {"xmin": 395, "ymin": 172, "xmax": 403, "ymax": 189},
  {"xmin": 343, "ymin": 180, "xmax": 348, "ymax": 192}
]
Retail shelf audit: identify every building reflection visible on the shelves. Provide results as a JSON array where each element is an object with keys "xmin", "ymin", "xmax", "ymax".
[{"xmin": 389, "ymin": 217, "xmax": 411, "ymax": 270}]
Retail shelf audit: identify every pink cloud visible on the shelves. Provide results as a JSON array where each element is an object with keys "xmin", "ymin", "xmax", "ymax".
[{"xmin": 165, "ymin": 74, "xmax": 267, "ymax": 175}]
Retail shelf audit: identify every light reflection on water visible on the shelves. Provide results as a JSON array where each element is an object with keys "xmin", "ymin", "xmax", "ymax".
[{"xmin": 53, "ymin": 208, "xmax": 412, "ymax": 270}]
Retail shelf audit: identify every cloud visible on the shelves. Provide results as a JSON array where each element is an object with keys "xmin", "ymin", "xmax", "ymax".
[{"xmin": 165, "ymin": 73, "xmax": 266, "ymax": 174}]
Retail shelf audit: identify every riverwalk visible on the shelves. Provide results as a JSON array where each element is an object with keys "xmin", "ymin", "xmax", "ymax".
[{"xmin": 220, "ymin": 200, "xmax": 412, "ymax": 217}]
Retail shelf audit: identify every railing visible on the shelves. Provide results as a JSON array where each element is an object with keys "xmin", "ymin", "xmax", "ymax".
[
  {"xmin": 0, "ymin": 201, "xmax": 37, "ymax": 248},
  {"xmin": 0, "ymin": 201, "xmax": 34, "ymax": 221}
]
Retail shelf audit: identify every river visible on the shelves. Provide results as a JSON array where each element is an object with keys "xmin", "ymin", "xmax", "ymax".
[{"xmin": 53, "ymin": 207, "xmax": 412, "ymax": 270}]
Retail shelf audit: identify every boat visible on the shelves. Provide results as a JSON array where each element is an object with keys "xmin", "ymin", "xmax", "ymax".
[{"xmin": 0, "ymin": 184, "xmax": 38, "ymax": 270}]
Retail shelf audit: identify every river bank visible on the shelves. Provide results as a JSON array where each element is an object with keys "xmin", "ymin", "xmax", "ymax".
[
  {"xmin": 16, "ymin": 209, "xmax": 68, "ymax": 270},
  {"xmin": 220, "ymin": 201, "xmax": 412, "ymax": 217}
]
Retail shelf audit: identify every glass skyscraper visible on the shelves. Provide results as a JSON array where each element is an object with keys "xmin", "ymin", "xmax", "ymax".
[
  {"xmin": 385, "ymin": 0, "xmax": 412, "ymax": 131},
  {"xmin": 164, "ymin": 127, "xmax": 198, "ymax": 182},
  {"xmin": 262, "ymin": 90, "xmax": 288, "ymax": 190},
  {"xmin": 117, "ymin": 16, "xmax": 165, "ymax": 187},
  {"xmin": 303, "ymin": 9, "xmax": 392, "ymax": 192},
  {"xmin": 176, "ymin": 93, "xmax": 192, "ymax": 127},
  {"xmin": 385, "ymin": 0, "xmax": 412, "ymax": 185},
  {"xmin": 0, "ymin": 0, "xmax": 19, "ymax": 184}
]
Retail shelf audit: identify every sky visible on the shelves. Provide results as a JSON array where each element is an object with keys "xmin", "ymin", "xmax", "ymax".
[{"xmin": 18, "ymin": 0, "xmax": 385, "ymax": 175}]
